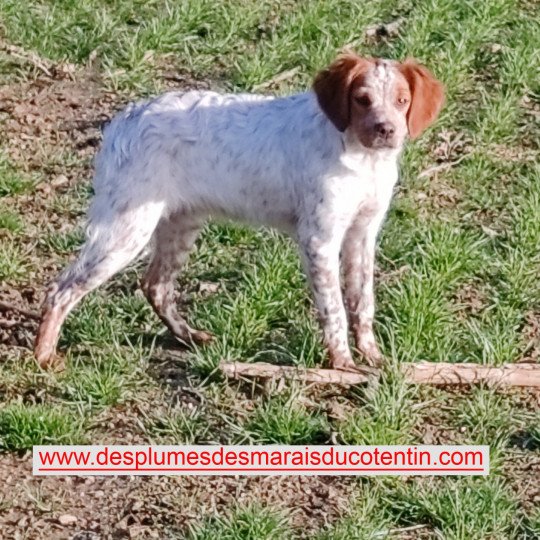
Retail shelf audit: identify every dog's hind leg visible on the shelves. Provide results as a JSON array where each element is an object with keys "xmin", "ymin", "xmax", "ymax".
[
  {"xmin": 34, "ymin": 199, "xmax": 165, "ymax": 367},
  {"xmin": 141, "ymin": 211, "xmax": 212, "ymax": 346}
]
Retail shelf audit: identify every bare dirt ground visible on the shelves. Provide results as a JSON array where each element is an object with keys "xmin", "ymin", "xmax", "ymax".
[{"xmin": 0, "ymin": 453, "xmax": 358, "ymax": 539}]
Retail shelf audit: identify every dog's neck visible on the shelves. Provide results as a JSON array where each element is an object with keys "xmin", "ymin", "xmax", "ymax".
[{"xmin": 340, "ymin": 128, "xmax": 403, "ymax": 168}]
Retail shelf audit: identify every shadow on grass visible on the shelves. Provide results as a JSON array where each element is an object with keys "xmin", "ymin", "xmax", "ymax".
[{"xmin": 508, "ymin": 430, "xmax": 540, "ymax": 452}]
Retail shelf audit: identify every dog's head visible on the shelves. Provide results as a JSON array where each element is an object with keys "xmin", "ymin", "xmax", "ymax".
[{"xmin": 313, "ymin": 53, "xmax": 445, "ymax": 149}]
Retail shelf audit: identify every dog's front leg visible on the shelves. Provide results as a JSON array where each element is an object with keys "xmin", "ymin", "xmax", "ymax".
[
  {"xmin": 341, "ymin": 214, "xmax": 385, "ymax": 367},
  {"xmin": 299, "ymin": 233, "xmax": 356, "ymax": 370}
]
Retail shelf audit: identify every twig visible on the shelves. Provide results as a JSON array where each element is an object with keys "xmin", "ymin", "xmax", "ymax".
[
  {"xmin": 221, "ymin": 361, "xmax": 540, "ymax": 387},
  {"xmin": 253, "ymin": 67, "xmax": 300, "ymax": 91},
  {"xmin": 401, "ymin": 362, "xmax": 540, "ymax": 386},
  {"xmin": 418, "ymin": 155, "xmax": 467, "ymax": 178},
  {"xmin": 374, "ymin": 523, "xmax": 430, "ymax": 538},
  {"xmin": 221, "ymin": 362, "xmax": 377, "ymax": 385}
]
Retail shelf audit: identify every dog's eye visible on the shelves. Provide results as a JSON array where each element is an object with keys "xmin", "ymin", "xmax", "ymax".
[
  {"xmin": 397, "ymin": 97, "xmax": 409, "ymax": 106},
  {"xmin": 355, "ymin": 95, "xmax": 371, "ymax": 107}
]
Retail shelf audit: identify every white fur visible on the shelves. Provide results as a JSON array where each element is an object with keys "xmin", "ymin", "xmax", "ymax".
[{"xmin": 94, "ymin": 90, "xmax": 398, "ymax": 229}]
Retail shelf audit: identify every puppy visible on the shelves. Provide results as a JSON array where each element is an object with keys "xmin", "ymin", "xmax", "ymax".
[{"xmin": 34, "ymin": 53, "xmax": 444, "ymax": 370}]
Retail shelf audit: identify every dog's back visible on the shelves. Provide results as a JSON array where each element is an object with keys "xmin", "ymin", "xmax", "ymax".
[{"xmin": 93, "ymin": 90, "xmax": 339, "ymax": 227}]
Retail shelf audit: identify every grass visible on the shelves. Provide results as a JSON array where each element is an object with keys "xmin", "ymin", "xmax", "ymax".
[
  {"xmin": 247, "ymin": 389, "xmax": 330, "ymax": 445},
  {"xmin": 144, "ymin": 406, "xmax": 211, "ymax": 445},
  {"xmin": 0, "ymin": 240, "xmax": 28, "ymax": 282},
  {"xmin": 316, "ymin": 483, "xmax": 392, "ymax": 540},
  {"xmin": 61, "ymin": 347, "xmax": 146, "ymax": 408},
  {"xmin": 385, "ymin": 476, "xmax": 521, "ymax": 540},
  {"xmin": 0, "ymin": 403, "xmax": 86, "ymax": 451},
  {"xmin": 0, "ymin": 0, "xmax": 539, "ymax": 537},
  {"xmin": 316, "ymin": 475, "xmax": 522, "ymax": 539},
  {"xmin": 0, "ymin": 153, "xmax": 36, "ymax": 197},
  {"xmin": 188, "ymin": 504, "xmax": 291, "ymax": 540},
  {"xmin": 339, "ymin": 368, "xmax": 418, "ymax": 445},
  {"xmin": 41, "ymin": 227, "xmax": 85, "ymax": 255},
  {"xmin": 0, "ymin": 205, "xmax": 24, "ymax": 233},
  {"xmin": 61, "ymin": 286, "xmax": 158, "ymax": 348}
]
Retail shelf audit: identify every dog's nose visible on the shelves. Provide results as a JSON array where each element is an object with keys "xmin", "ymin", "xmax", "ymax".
[{"xmin": 375, "ymin": 122, "xmax": 395, "ymax": 139}]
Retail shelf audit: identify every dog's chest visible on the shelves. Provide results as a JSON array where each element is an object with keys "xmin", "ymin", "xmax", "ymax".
[{"xmin": 331, "ymin": 152, "xmax": 398, "ymax": 221}]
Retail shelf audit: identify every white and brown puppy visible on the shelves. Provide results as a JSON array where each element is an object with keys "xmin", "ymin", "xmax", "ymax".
[{"xmin": 35, "ymin": 53, "xmax": 444, "ymax": 371}]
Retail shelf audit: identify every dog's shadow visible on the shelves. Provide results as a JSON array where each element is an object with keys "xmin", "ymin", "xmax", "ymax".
[
  {"xmin": 508, "ymin": 430, "xmax": 540, "ymax": 452},
  {"xmin": 141, "ymin": 333, "xmax": 201, "ymax": 404}
]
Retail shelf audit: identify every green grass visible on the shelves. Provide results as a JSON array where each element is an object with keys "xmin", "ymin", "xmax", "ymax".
[
  {"xmin": 247, "ymin": 389, "xmax": 330, "ymax": 445},
  {"xmin": 187, "ymin": 504, "xmax": 291, "ymax": 540},
  {"xmin": 0, "ymin": 240, "xmax": 28, "ymax": 282},
  {"xmin": 0, "ymin": 153, "xmax": 36, "ymax": 196},
  {"xmin": 455, "ymin": 388, "xmax": 525, "ymax": 446},
  {"xmin": 0, "ymin": 0, "xmax": 539, "ymax": 537},
  {"xmin": 339, "ymin": 368, "xmax": 418, "ymax": 445},
  {"xmin": 0, "ymin": 205, "xmax": 24, "ymax": 233},
  {"xmin": 316, "ymin": 482, "xmax": 392, "ymax": 540},
  {"xmin": 523, "ymin": 508, "xmax": 540, "ymax": 539},
  {"xmin": 41, "ymin": 227, "xmax": 85, "ymax": 255},
  {"xmin": 61, "ymin": 347, "xmax": 146, "ymax": 408},
  {"xmin": 144, "ymin": 406, "xmax": 211, "ymax": 445},
  {"xmin": 61, "ymin": 286, "xmax": 158, "ymax": 347},
  {"xmin": 317, "ymin": 475, "xmax": 524, "ymax": 539},
  {"xmin": 385, "ymin": 476, "xmax": 521, "ymax": 540},
  {"xmin": 188, "ymin": 225, "xmax": 325, "ymax": 376},
  {"xmin": 0, "ymin": 403, "xmax": 86, "ymax": 451}
]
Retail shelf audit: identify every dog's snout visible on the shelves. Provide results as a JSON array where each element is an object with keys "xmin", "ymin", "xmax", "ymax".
[{"xmin": 375, "ymin": 121, "xmax": 395, "ymax": 138}]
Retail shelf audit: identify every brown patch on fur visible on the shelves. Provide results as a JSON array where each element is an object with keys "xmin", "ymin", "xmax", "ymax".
[
  {"xmin": 398, "ymin": 59, "xmax": 445, "ymax": 138},
  {"xmin": 312, "ymin": 53, "xmax": 373, "ymax": 132}
]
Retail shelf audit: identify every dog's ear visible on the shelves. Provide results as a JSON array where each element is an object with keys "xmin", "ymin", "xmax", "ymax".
[
  {"xmin": 398, "ymin": 59, "xmax": 445, "ymax": 139},
  {"xmin": 313, "ymin": 53, "xmax": 371, "ymax": 132}
]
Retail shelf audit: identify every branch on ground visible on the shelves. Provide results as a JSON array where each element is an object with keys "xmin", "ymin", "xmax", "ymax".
[{"xmin": 221, "ymin": 361, "xmax": 540, "ymax": 387}]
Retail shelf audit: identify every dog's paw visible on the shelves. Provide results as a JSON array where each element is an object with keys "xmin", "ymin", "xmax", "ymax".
[
  {"xmin": 362, "ymin": 349, "xmax": 385, "ymax": 369},
  {"xmin": 35, "ymin": 350, "xmax": 66, "ymax": 371},
  {"xmin": 333, "ymin": 362, "xmax": 381, "ymax": 390},
  {"xmin": 191, "ymin": 329, "xmax": 214, "ymax": 345},
  {"xmin": 329, "ymin": 353, "xmax": 356, "ymax": 371},
  {"xmin": 330, "ymin": 356, "xmax": 379, "ymax": 378},
  {"xmin": 355, "ymin": 337, "xmax": 385, "ymax": 368}
]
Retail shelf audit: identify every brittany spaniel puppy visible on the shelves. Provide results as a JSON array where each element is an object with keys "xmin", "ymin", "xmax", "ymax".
[{"xmin": 35, "ymin": 53, "xmax": 444, "ymax": 371}]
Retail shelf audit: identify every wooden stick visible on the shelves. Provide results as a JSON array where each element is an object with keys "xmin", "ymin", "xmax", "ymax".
[
  {"xmin": 374, "ymin": 524, "xmax": 430, "ymax": 538},
  {"xmin": 418, "ymin": 155, "xmax": 467, "ymax": 179},
  {"xmin": 401, "ymin": 362, "xmax": 540, "ymax": 386},
  {"xmin": 221, "ymin": 362, "xmax": 376, "ymax": 385},
  {"xmin": 253, "ymin": 67, "xmax": 300, "ymax": 91},
  {"xmin": 221, "ymin": 361, "xmax": 540, "ymax": 387}
]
